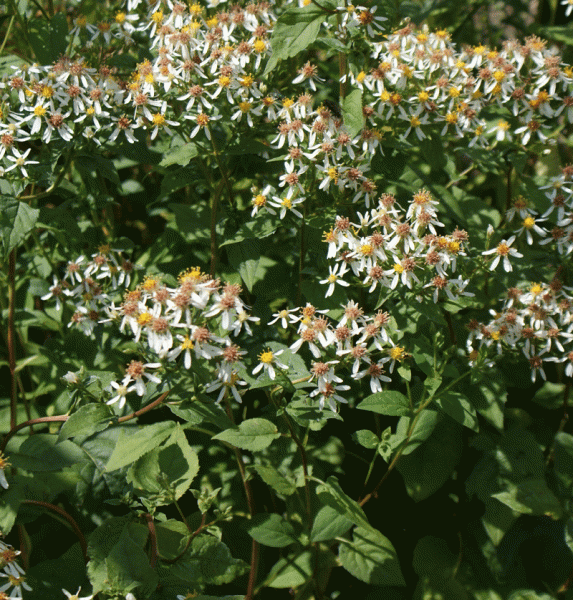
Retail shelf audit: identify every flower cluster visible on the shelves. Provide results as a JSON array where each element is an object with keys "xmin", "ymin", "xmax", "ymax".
[
  {"xmin": 45, "ymin": 248, "xmax": 260, "ymax": 407},
  {"xmin": 0, "ymin": 540, "xmax": 30, "ymax": 599},
  {"xmin": 467, "ymin": 278, "xmax": 573, "ymax": 381},
  {"xmin": 319, "ymin": 189, "xmax": 474, "ymax": 302}
]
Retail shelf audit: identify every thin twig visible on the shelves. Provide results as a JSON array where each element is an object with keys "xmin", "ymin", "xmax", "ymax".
[
  {"xmin": 23, "ymin": 500, "xmax": 88, "ymax": 563},
  {"xmin": 223, "ymin": 396, "xmax": 259, "ymax": 600},
  {"xmin": 8, "ymin": 249, "xmax": 17, "ymax": 431}
]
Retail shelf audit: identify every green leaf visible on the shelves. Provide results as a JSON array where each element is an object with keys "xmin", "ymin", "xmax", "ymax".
[
  {"xmin": 160, "ymin": 142, "xmax": 198, "ymax": 167},
  {"xmin": 394, "ymin": 409, "xmax": 438, "ymax": 456},
  {"xmin": 554, "ymin": 432, "xmax": 573, "ymax": 498},
  {"xmin": 8, "ymin": 434, "xmax": 86, "ymax": 472},
  {"xmin": 311, "ymin": 505, "xmax": 353, "ymax": 542},
  {"xmin": 435, "ymin": 392, "xmax": 479, "ymax": 432},
  {"xmin": 127, "ymin": 425, "xmax": 199, "ymax": 504},
  {"xmin": 213, "ymin": 418, "xmax": 280, "ymax": 452},
  {"xmin": 338, "ymin": 526, "xmax": 405, "ymax": 586},
  {"xmin": 58, "ymin": 404, "xmax": 116, "ymax": 442},
  {"xmin": 106, "ymin": 527, "xmax": 159, "ymax": 596},
  {"xmin": 226, "ymin": 239, "xmax": 261, "ymax": 292},
  {"xmin": 0, "ymin": 197, "xmax": 39, "ymax": 257},
  {"xmin": 267, "ymin": 550, "xmax": 313, "ymax": 588},
  {"xmin": 492, "ymin": 478, "xmax": 563, "ymax": 519},
  {"xmin": 245, "ymin": 513, "xmax": 297, "ymax": 547},
  {"xmin": 155, "ymin": 520, "xmax": 190, "ymax": 561},
  {"xmin": 88, "ymin": 517, "xmax": 149, "ymax": 595},
  {"xmin": 316, "ymin": 476, "xmax": 370, "ymax": 530},
  {"xmin": 28, "ymin": 13, "xmax": 68, "ymax": 64},
  {"xmin": 531, "ymin": 381, "xmax": 566, "ymax": 410},
  {"xmin": 353, "ymin": 430, "xmax": 379, "ymax": 449},
  {"xmin": 356, "ymin": 391, "xmax": 410, "ymax": 416},
  {"xmin": 106, "ymin": 422, "xmax": 176, "ymax": 471},
  {"xmin": 342, "ymin": 88, "xmax": 363, "ymax": 137},
  {"xmin": 264, "ymin": 5, "xmax": 324, "ymax": 75},
  {"xmin": 250, "ymin": 464, "xmax": 296, "ymax": 496},
  {"xmin": 171, "ymin": 535, "xmax": 249, "ymax": 585},
  {"xmin": 396, "ymin": 417, "xmax": 462, "ymax": 501},
  {"xmin": 0, "ymin": 482, "xmax": 24, "ymax": 535},
  {"xmin": 75, "ymin": 153, "xmax": 120, "ymax": 185}
]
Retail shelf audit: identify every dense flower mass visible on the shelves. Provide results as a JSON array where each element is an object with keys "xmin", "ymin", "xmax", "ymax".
[{"xmin": 23, "ymin": 0, "xmax": 572, "ymax": 412}]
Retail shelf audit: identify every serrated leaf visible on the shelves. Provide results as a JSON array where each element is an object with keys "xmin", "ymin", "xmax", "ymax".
[
  {"xmin": 106, "ymin": 422, "xmax": 176, "ymax": 471},
  {"xmin": 357, "ymin": 391, "xmax": 410, "ymax": 416},
  {"xmin": 316, "ymin": 476, "xmax": 370, "ymax": 529},
  {"xmin": 171, "ymin": 535, "xmax": 249, "ymax": 585},
  {"xmin": 75, "ymin": 153, "xmax": 120, "ymax": 185},
  {"xmin": 58, "ymin": 404, "xmax": 116, "ymax": 442},
  {"xmin": 0, "ymin": 197, "xmax": 39, "ymax": 257},
  {"xmin": 310, "ymin": 505, "xmax": 353, "ymax": 542},
  {"xmin": 245, "ymin": 513, "xmax": 297, "ymax": 547},
  {"xmin": 396, "ymin": 417, "xmax": 462, "ymax": 501},
  {"xmin": 213, "ymin": 418, "xmax": 280, "ymax": 451},
  {"xmin": 160, "ymin": 142, "xmax": 198, "ymax": 167},
  {"xmin": 8, "ymin": 434, "xmax": 86, "ymax": 472},
  {"xmin": 264, "ymin": 5, "xmax": 324, "ymax": 75},
  {"xmin": 435, "ymin": 392, "xmax": 479, "ymax": 432},
  {"xmin": 267, "ymin": 550, "xmax": 313, "ymax": 588},
  {"xmin": 227, "ymin": 239, "xmax": 261, "ymax": 292},
  {"xmin": 127, "ymin": 425, "xmax": 199, "ymax": 504},
  {"xmin": 338, "ymin": 526, "xmax": 405, "ymax": 586},
  {"xmin": 28, "ymin": 13, "xmax": 68, "ymax": 64},
  {"xmin": 492, "ymin": 479, "xmax": 563, "ymax": 519},
  {"xmin": 554, "ymin": 432, "xmax": 573, "ymax": 498},
  {"xmin": 250, "ymin": 464, "xmax": 296, "ymax": 496},
  {"xmin": 106, "ymin": 527, "xmax": 158, "ymax": 597},
  {"xmin": 353, "ymin": 429, "xmax": 379, "ymax": 449},
  {"xmin": 342, "ymin": 88, "xmax": 363, "ymax": 137}
]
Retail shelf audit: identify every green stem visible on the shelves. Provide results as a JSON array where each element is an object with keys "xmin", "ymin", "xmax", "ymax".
[
  {"xmin": 207, "ymin": 123, "xmax": 233, "ymax": 206},
  {"xmin": 0, "ymin": 16, "xmax": 15, "ymax": 55},
  {"xmin": 8, "ymin": 249, "xmax": 16, "ymax": 431},
  {"xmin": 360, "ymin": 369, "xmax": 473, "ymax": 506},
  {"xmin": 296, "ymin": 202, "xmax": 307, "ymax": 306},
  {"xmin": 223, "ymin": 395, "xmax": 258, "ymax": 600}
]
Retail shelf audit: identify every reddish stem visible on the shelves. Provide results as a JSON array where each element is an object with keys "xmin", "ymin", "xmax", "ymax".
[
  {"xmin": 145, "ymin": 513, "xmax": 158, "ymax": 569},
  {"xmin": 22, "ymin": 499, "xmax": 88, "ymax": 563}
]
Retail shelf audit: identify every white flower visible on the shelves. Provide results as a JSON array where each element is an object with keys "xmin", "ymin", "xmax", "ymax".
[
  {"xmin": 252, "ymin": 348, "xmax": 288, "ymax": 380},
  {"xmin": 107, "ymin": 381, "xmax": 130, "ymax": 409},
  {"xmin": 482, "ymin": 236, "xmax": 523, "ymax": 272},
  {"xmin": 320, "ymin": 263, "xmax": 350, "ymax": 297}
]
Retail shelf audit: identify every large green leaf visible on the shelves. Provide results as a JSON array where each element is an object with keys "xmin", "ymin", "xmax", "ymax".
[
  {"xmin": 316, "ymin": 476, "xmax": 370, "ymax": 530},
  {"xmin": 357, "ymin": 391, "xmax": 410, "ymax": 416},
  {"xmin": 226, "ymin": 239, "xmax": 262, "ymax": 293},
  {"xmin": 213, "ymin": 418, "xmax": 281, "ymax": 452},
  {"xmin": 250, "ymin": 464, "xmax": 297, "ymax": 496},
  {"xmin": 310, "ymin": 505, "xmax": 353, "ymax": 542},
  {"xmin": 28, "ymin": 13, "xmax": 68, "ymax": 64},
  {"xmin": 170, "ymin": 535, "xmax": 248, "ymax": 585},
  {"xmin": 58, "ymin": 404, "xmax": 116, "ymax": 442},
  {"xmin": 245, "ymin": 513, "xmax": 297, "ymax": 548},
  {"xmin": 342, "ymin": 88, "xmax": 363, "ymax": 137},
  {"xmin": 492, "ymin": 478, "xmax": 563, "ymax": 519},
  {"xmin": 0, "ymin": 197, "xmax": 39, "ymax": 257},
  {"xmin": 127, "ymin": 425, "xmax": 199, "ymax": 504},
  {"xmin": 338, "ymin": 526, "xmax": 405, "ymax": 586},
  {"xmin": 396, "ymin": 417, "xmax": 462, "ymax": 501},
  {"xmin": 106, "ymin": 422, "xmax": 176, "ymax": 471},
  {"xmin": 264, "ymin": 5, "xmax": 325, "ymax": 75}
]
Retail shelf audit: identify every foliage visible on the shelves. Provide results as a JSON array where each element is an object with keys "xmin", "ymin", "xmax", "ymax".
[{"xmin": 0, "ymin": 0, "xmax": 572, "ymax": 599}]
